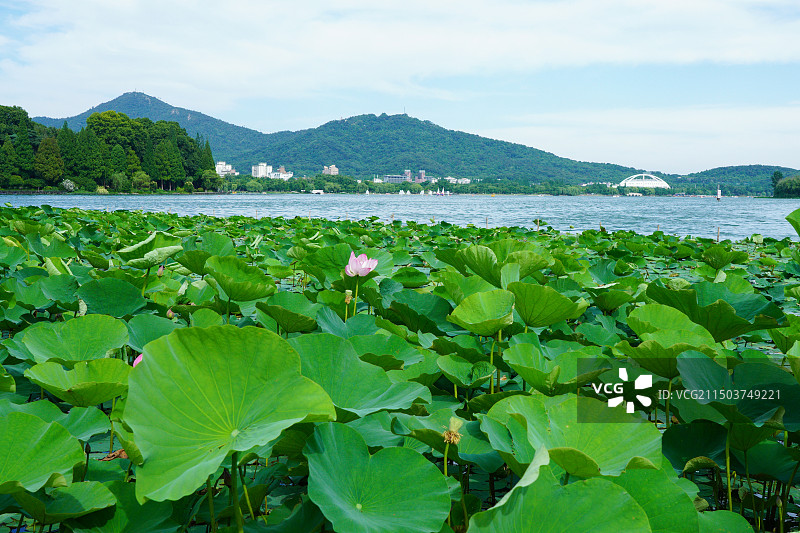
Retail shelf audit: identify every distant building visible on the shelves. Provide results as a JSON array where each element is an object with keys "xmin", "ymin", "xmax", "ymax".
[
  {"xmin": 215, "ymin": 161, "xmax": 238, "ymax": 177},
  {"xmin": 373, "ymin": 177, "xmax": 384, "ymax": 183},
  {"xmin": 383, "ymin": 174, "xmax": 411, "ymax": 184},
  {"xmin": 414, "ymin": 170, "xmax": 427, "ymax": 183},
  {"xmin": 252, "ymin": 163, "xmax": 272, "ymax": 178},
  {"xmin": 443, "ymin": 176, "xmax": 471, "ymax": 185},
  {"xmin": 323, "ymin": 165, "xmax": 339, "ymax": 176},
  {"xmin": 270, "ymin": 166, "xmax": 294, "ymax": 181}
]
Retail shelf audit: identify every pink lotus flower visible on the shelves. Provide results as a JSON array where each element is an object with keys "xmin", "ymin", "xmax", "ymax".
[
  {"xmin": 345, "ymin": 252, "xmax": 378, "ymax": 277},
  {"xmin": 133, "ymin": 354, "xmax": 143, "ymax": 367}
]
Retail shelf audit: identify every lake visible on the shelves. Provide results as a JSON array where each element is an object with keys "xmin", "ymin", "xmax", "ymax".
[{"xmin": 2, "ymin": 193, "xmax": 799, "ymax": 241}]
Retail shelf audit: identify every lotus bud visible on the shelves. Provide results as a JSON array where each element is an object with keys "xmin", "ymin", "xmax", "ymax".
[
  {"xmin": 133, "ymin": 354, "xmax": 143, "ymax": 367},
  {"xmin": 443, "ymin": 417, "xmax": 463, "ymax": 445},
  {"xmin": 157, "ymin": 265, "xmax": 165, "ymax": 277},
  {"xmin": 344, "ymin": 290, "xmax": 353, "ymax": 304},
  {"xmin": 167, "ymin": 308, "xmax": 175, "ymax": 319}
]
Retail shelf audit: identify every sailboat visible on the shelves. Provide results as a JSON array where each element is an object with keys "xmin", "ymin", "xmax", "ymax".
[{"xmin": 716, "ymin": 185, "xmax": 721, "ymax": 202}]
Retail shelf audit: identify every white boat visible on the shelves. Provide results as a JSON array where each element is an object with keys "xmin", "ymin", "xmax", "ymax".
[
  {"xmin": 716, "ymin": 185, "xmax": 721, "ymax": 202},
  {"xmin": 365, "ymin": 190, "xmax": 370, "ymax": 195}
]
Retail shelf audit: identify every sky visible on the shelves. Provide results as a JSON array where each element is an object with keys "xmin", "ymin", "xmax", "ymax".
[{"xmin": 1, "ymin": 0, "xmax": 799, "ymax": 175}]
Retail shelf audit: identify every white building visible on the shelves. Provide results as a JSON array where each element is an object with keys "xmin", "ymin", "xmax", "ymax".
[
  {"xmin": 618, "ymin": 174, "xmax": 670, "ymax": 189},
  {"xmin": 323, "ymin": 165, "xmax": 339, "ymax": 176},
  {"xmin": 215, "ymin": 161, "xmax": 238, "ymax": 177},
  {"xmin": 443, "ymin": 176, "xmax": 471, "ymax": 185},
  {"xmin": 252, "ymin": 163, "xmax": 272, "ymax": 178},
  {"xmin": 270, "ymin": 166, "xmax": 294, "ymax": 181}
]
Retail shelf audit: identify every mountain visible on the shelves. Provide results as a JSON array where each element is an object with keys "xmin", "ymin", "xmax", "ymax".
[
  {"xmin": 33, "ymin": 92, "xmax": 268, "ymax": 169},
  {"xmin": 33, "ymin": 92, "xmax": 796, "ymax": 191}
]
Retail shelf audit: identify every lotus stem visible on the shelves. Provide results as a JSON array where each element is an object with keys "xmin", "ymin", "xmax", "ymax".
[
  {"xmin": 444, "ymin": 441, "xmax": 451, "ymax": 527},
  {"xmin": 780, "ymin": 461, "xmax": 799, "ymax": 531},
  {"xmin": 454, "ymin": 383, "xmax": 457, "ymax": 399},
  {"xmin": 206, "ymin": 476, "xmax": 217, "ymax": 532},
  {"xmin": 142, "ymin": 266, "xmax": 150, "ymax": 297},
  {"xmin": 231, "ymin": 452, "xmax": 244, "ymax": 533},
  {"xmin": 496, "ymin": 330, "xmax": 503, "ymax": 392},
  {"xmin": 725, "ymin": 429, "xmax": 733, "ymax": 511},
  {"xmin": 353, "ymin": 282, "xmax": 359, "ymax": 317},
  {"xmin": 241, "ymin": 477, "xmax": 257, "ymax": 522},
  {"xmin": 489, "ymin": 337, "xmax": 496, "ymax": 395},
  {"xmin": 227, "ymin": 297, "xmax": 232, "ymax": 325}
]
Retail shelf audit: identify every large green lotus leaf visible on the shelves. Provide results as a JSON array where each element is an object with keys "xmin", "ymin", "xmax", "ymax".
[
  {"xmin": 258, "ymin": 498, "xmax": 325, "ymax": 533},
  {"xmin": 0, "ymin": 412, "xmax": 84, "ymax": 494},
  {"xmin": 606, "ymin": 468, "xmax": 699, "ymax": 533},
  {"xmin": 205, "ymin": 255, "xmax": 275, "ymax": 302},
  {"xmin": 289, "ymin": 334, "xmax": 430, "ymax": 418},
  {"xmin": 482, "ymin": 395, "xmax": 662, "ymax": 477},
  {"xmin": 647, "ymin": 279, "xmax": 785, "ymax": 342},
  {"xmin": 436, "ymin": 271, "xmax": 495, "ymax": 305},
  {"xmin": 299, "ymin": 243, "xmax": 352, "ymax": 285},
  {"xmin": 305, "ymin": 422, "xmax": 451, "ymax": 533},
  {"xmin": 390, "ymin": 409, "xmax": 504, "ymax": 473},
  {"xmin": 697, "ymin": 510, "xmax": 754, "ymax": 532},
  {"xmin": 616, "ymin": 329, "xmax": 717, "ymax": 380},
  {"xmin": 503, "ymin": 343, "xmax": 609, "ymax": 396},
  {"xmin": 116, "ymin": 232, "xmax": 182, "ymax": 262},
  {"xmin": 65, "ymin": 480, "xmax": 178, "ymax": 533},
  {"xmin": 391, "ymin": 266, "xmax": 428, "ymax": 288},
  {"xmin": 787, "ymin": 207, "xmax": 800, "ymax": 238},
  {"xmin": 770, "ymin": 313, "xmax": 800, "ymax": 354},
  {"xmin": 469, "ymin": 465, "xmax": 650, "ymax": 532},
  {"xmin": 76, "ymin": 278, "xmax": 147, "ymax": 317},
  {"xmin": 175, "ymin": 249, "xmax": 212, "ymax": 276},
  {"xmin": 13, "ymin": 481, "xmax": 115, "ymax": 525},
  {"xmin": 662, "ymin": 421, "xmax": 727, "ymax": 472},
  {"xmin": 125, "ymin": 245, "xmax": 183, "ymax": 270},
  {"xmin": 446, "ymin": 289, "xmax": 514, "ymax": 337},
  {"xmin": 506, "ymin": 282, "xmax": 587, "ymax": 328},
  {"xmin": 677, "ymin": 352, "xmax": 800, "ymax": 431},
  {"xmin": 316, "ymin": 307, "xmax": 379, "ymax": 338},
  {"xmin": 0, "ymin": 400, "xmax": 110, "ymax": 441},
  {"xmin": 255, "ymin": 291, "xmax": 322, "ymax": 333},
  {"xmin": 506, "ymin": 250, "xmax": 553, "ymax": 278},
  {"xmin": 126, "ymin": 314, "xmax": 183, "ymax": 353},
  {"xmin": 436, "ymin": 354, "xmax": 494, "ymax": 389},
  {"xmin": 24, "ymin": 359, "xmax": 130, "ymax": 407},
  {"xmin": 21, "ymin": 314, "xmax": 129, "ymax": 367},
  {"xmin": 349, "ymin": 333, "xmax": 424, "ymax": 369},
  {"xmin": 38, "ymin": 274, "xmax": 79, "ymax": 309},
  {"xmin": 701, "ymin": 246, "xmax": 748, "ymax": 272},
  {"xmin": 457, "ymin": 245, "xmax": 502, "ymax": 287},
  {"xmin": 187, "ymin": 231, "xmax": 236, "ymax": 256},
  {"xmin": 388, "ymin": 290, "xmax": 456, "ymax": 335},
  {"xmin": 627, "ymin": 303, "xmax": 714, "ymax": 339},
  {"xmin": 731, "ymin": 441, "xmax": 800, "ymax": 484},
  {"xmin": 125, "ymin": 325, "xmax": 335, "ymax": 502}
]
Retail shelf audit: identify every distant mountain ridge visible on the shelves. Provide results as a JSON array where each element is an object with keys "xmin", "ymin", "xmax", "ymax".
[{"xmin": 33, "ymin": 92, "xmax": 797, "ymax": 191}]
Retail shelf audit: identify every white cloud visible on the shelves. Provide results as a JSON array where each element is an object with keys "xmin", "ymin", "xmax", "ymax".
[
  {"xmin": 481, "ymin": 104, "xmax": 800, "ymax": 173},
  {"xmin": 2, "ymin": 0, "xmax": 800, "ymax": 118}
]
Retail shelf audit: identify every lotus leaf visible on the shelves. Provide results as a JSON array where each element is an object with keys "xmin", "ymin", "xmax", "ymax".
[
  {"xmin": 305, "ymin": 422, "xmax": 451, "ymax": 533},
  {"xmin": 65, "ymin": 480, "xmax": 178, "ymax": 533},
  {"xmin": 21, "ymin": 314, "xmax": 129, "ymax": 367},
  {"xmin": 76, "ymin": 278, "xmax": 147, "ymax": 317},
  {"xmin": 507, "ymin": 282, "xmax": 586, "ymax": 328},
  {"xmin": 436, "ymin": 354, "xmax": 495, "ymax": 390},
  {"xmin": 13, "ymin": 481, "xmax": 115, "ymax": 525},
  {"xmin": 289, "ymin": 333, "xmax": 430, "ymax": 418},
  {"xmin": 255, "ymin": 291, "xmax": 322, "ymax": 333},
  {"xmin": 0, "ymin": 400, "xmax": 110, "ymax": 441},
  {"xmin": 116, "ymin": 231, "xmax": 182, "ymax": 263},
  {"xmin": 481, "ymin": 395, "xmax": 662, "ymax": 477},
  {"xmin": 24, "ymin": 358, "xmax": 131, "ymax": 407},
  {"xmin": 446, "ymin": 289, "xmax": 515, "ymax": 337},
  {"xmin": 126, "ymin": 314, "xmax": 183, "ymax": 352},
  {"xmin": 0, "ymin": 412, "xmax": 84, "ymax": 493},
  {"xmin": 204, "ymin": 254, "xmax": 275, "ymax": 302},
  {"xmin": 503, "ymin": 343, "xmax": 609, "ymax": 395},
  {"xmin": 125, "ymin": 325, "xmax": 335, "ymax": 502}
]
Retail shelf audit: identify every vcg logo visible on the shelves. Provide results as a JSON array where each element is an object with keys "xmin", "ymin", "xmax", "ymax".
[{"xmin": 590, "ymin": 368, "xmax": 653, "ymax": 413}]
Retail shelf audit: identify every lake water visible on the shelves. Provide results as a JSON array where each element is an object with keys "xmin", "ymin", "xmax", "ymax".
[{"xmin": 3, "ymin": 193, "xmax": 800, "ymax": 241}]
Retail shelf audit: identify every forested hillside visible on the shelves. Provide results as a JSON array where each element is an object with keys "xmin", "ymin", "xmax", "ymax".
[
  {"xmin": 1, "ymin": 106, "xmax": 216, "ymax": 191},
  {"xmin": 28, "ymin": 92, "xmax": 800, "ymax": 194}
]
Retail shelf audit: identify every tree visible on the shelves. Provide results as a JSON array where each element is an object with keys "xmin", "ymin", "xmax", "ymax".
[
  {"xmin": 14, "ymin": 121, "xmax": 35, "ymax": 180},
  {"xmin": 772, "ymin": 170, "xmax": 785, "ymax": 191},
  {"xmin": 33, "ymin": 137, "xmax": 65, "ymax": 185},
  {"xmin": 110, "ymin": 144, "xmax": 127, "ymax": 174},
  {"xmin": 200, "ymin": 140, "xmax": 215, "ymax": 171},
  {"xmin": 132, "ymin": 170, "xmax": 151, "ymax": 190},
  {"xmin": 110, "ymin": 171, "xmax": 132, "ymax": 192},
  {"xmin": 57, "ymin": 123, "xmax": 77, "ymax": 179},
  {"xmin": 1, "ymin": 138, "xmax": 17, "ymax": 185},
  {"xmin": 200, "ymin": 169, "xmax": 222, "ymax": 191},
  {"xmin": 126, "ymin": 148, "xmax": 142, "ymax": 175},
  {"xmin": 774, "ymin": 176, "xmax": 800, "ymax": 198}
]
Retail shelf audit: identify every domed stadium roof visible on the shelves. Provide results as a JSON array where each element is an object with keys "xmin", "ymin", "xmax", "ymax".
[{"xmin": 618, "ymin": 174, "xmax": 671, "ymax": 189}]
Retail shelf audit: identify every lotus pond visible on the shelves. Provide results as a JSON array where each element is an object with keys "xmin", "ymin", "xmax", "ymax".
[{"xmin": 3, "ymin": 204, "xmax": 800, "ymax": 532}]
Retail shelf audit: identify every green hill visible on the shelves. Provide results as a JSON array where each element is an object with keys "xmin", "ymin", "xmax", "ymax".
[{"xmin": 33, "ymin": 92, "xmax": 797, "ymax": 192}]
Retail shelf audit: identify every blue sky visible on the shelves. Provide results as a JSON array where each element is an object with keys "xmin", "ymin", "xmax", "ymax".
[{"xmin": 1, "ymin": 0, "xmax": 799, "ymax": 174}]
